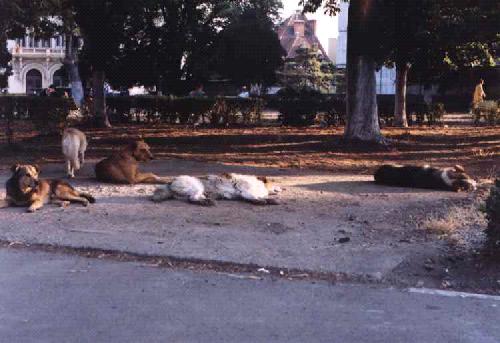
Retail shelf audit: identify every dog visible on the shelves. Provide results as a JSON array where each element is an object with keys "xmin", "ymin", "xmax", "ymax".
[
  {"xmin": 151, "ymin": 173, "xmax": 282, "ymax": 206},
  {"xmin": 62, "ymin": 128, "xmax": 87, "ymax": 178},
  {"xmin": 95, "ymin": 140, "xmax": 168, "ymax": 184},
  {"xmin": 0, "ymin": 164, "xmax": 95, "ymax": 212},
  {"xmin": 374, "ymin": 164, "xmax": 477, "ymax": 192}
]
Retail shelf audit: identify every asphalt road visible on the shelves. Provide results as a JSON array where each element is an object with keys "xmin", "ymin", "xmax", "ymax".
[{"xmin": 1, "ymin": 248, "xmax": 499, "ymax": 343}]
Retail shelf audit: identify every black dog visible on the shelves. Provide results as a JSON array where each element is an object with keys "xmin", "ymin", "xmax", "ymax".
[{"xmin": 374, "ymin": 164, "xmax": 476, "ymax": 192}]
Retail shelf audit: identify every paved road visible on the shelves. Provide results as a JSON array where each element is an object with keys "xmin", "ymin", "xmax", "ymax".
[{"xmin": 0, "ymin": 248, "xmax": 499, "ymax": 343}]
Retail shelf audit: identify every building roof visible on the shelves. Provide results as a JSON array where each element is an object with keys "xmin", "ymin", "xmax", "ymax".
[{"xmin": 277, "ymin": 11, "xmax": 330, "ymax": 61}]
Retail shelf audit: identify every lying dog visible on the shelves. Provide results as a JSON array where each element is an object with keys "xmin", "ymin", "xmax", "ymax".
[
  {"xmin": 0, "ymin": 164, "xmax": 95, "ymax": 212},
  {"xmin": 374, "ymin": 164, "xmax": 476, "ymax": 192},
  {"xmin": 62, "ymin": 128, "xmax": 87, "ymax": 178},
  {"xmin": 95, "ymin": 140, "xmax": 167, "ymax": 184},
  {"xmin": 152, "ymin": 173, "xmax": 282, "ymax": 206}
]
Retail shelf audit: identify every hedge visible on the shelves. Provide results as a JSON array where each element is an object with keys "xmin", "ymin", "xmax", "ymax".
[
  {"xmin": 0, "ymin": 96, "xmax": 75, "ymax": 134},
  {"xmin": 106, "ymin": 96, "xmax": 264, "ymax": 126}
]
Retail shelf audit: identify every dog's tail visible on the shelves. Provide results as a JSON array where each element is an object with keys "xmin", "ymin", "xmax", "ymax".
[{"xmin": 79, "ymin": 192, "xmax": 96, "ymax": 204}]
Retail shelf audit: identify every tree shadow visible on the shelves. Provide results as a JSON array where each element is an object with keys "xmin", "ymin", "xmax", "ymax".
[{"xmin": 295, "ymin": 180, "xmax": 443, "ymax": 195}]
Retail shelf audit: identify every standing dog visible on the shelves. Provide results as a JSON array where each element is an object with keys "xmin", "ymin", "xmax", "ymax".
[
  {"xmin": 374, "ymin": 164, "xmax": 477, "ymax": 192},
  {"xmin": 0, "ymin": 164, "xmax": 95, "ymax": 212},
  {"xmin": 95, "ymin": 140, "xmax": 167, "ymax": 184},
  {"xmin": 152, "ymin": 173, "xmax": 282, "ymax": 206},
  {"xmin": 62, "ymin": 128, "xmax": 87, "ymax": 178}
]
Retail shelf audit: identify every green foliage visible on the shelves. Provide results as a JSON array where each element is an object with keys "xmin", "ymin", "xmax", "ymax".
[
  {"xmin": 278, "ymin": 46, "xmax": 335, "ymax": 93},
  {"xmin": 214, "ymin": 8, "xmax": 285, "ymax": 86},
  {"xmin": 106, "ymin": 96, "xmax": 264, "ymax": 126}
]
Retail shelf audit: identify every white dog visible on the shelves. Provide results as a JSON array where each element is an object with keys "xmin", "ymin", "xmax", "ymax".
[
  {"xmin": 152, "ymin": 173, "xmax": 282, "ymax": 206},
  {"xmin": 62, "ymin": 128, "xmax": 87, "ymax": 178}
]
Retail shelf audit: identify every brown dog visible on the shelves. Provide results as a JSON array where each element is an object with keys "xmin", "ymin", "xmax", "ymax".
[
  {"xmin": 95, "ymin": 140, "xmax": 167, "ymax": 184},
  {"xmin": 0, "ymin": 164, "xmax": 96, "ymax": 212}
]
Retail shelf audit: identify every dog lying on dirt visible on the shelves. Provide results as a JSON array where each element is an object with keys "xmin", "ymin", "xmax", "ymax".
[
  {"xmin": 0, "ymin": 164, "xmax": 95, "ymax": 212},
  {"xmin": 151, "ymin": 173, "xmax": 282, "ymax": 206},
  {"xmin": 62, "ymin": 128, "xmax": 87, "ymax": 178},
  {"xmin": 95, "ymin": 140, "xmax": 168, "ymax": 184},
  {"xmin": 374, "ymin": 164, "xmax": 477, "ymax": 192}
]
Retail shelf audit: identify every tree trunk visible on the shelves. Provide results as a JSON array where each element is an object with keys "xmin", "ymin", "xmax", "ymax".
[
  {"xmin": 63, "ymin": 34, "xmax": 84, "ymax": 107},
  {"xmin": 343, "ymin": 0, "xmax": 382, "ymax": 143},
  {"xmin": 394, "ymin": 62, "xmax": 410, "ymax": 127},
  {"xmin": 92, "ymin": 70, "xmax": 111, "ymax": 128}
]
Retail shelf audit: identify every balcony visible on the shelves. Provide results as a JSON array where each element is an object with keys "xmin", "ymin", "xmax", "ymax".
[{"xmin": 11, "ymin": 47, "xmax": 65, "ymax": 58}]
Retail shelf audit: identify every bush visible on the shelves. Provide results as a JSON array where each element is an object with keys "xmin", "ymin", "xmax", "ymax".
[
  {"xmin": 427, "ymin": 102, "xmax": 446, "ymax": 125},
  {"xmin": 106, "ymin": 96, "xmax": 264, "ymax": 126},
  {"xmin": 278, "ymin": 89, "xmax": 322, "ymax": 126},
  {"xmin": 0, "ymin": 96, "xmax": 75, "ymax": 134},
  {"xmin": 485, "ymin": 179, "xmax": 500, "ymax": 239},
  {"xmin": 474, "ymin": 100, "xmax": 499, "ymax": 125}
]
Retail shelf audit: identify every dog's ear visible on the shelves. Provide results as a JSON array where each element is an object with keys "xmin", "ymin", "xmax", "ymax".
[
  {"xmin": 10, "ymin": 164, "xmax": 20, "ymax": 173},
  {"xmin": 33, "ymin": 164, "xmax": 41, "ymax": 174},
  {"xmin": 454, "ymin": 165, "xmax": 465, "ymax": 173},
  {"xmin": 257, "ymin": 176, "xmax": 268, "ymax": 183}
]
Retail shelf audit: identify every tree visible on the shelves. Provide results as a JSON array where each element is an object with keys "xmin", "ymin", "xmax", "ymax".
[
  {"xmin": 302, "ymin": 0, "xmax": 385, "ymax": 143},
  {"xmin": 278, "ymin": 45, "xmax": 334, "ymax": 92},
  {"xmin": 382, "ymin": 0, "xmax": 431, "ymax": 127},
  {"xmin": 43, "ymin": 0, "xmax": 85, "ymax": 107},
  {"xmin": 385, "ymin": 0, "xmax": 499, "ymax": 127},
  {"xmin": 215, "ymin": 8, "xmax": 285, "ymax": 87},
  {"xmin": 0, "ymin": 37, "xmax": 11, "ymax": 89},
  {"xmin": 105, "ymin": 0, "xmax": 235, "ymax": 94},
  {"xmin": 0, "ymin": 0, "xmax": 34, "ymax": 89},
  {"xmin": 72, "ymin": 0, "xmax": 140, "ymax": 127}
]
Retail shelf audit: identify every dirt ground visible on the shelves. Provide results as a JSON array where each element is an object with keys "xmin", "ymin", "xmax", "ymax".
[
  {"xmin": 0, "ymin": 119, "xmax": 499, "ymax": 293},
  {"xmin": 1, "ymin": 120, "xmax": 499, "ymax": 177}
]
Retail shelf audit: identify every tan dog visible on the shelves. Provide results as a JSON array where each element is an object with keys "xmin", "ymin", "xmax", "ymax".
[
  {"xmin": 62, "ymin": 128, "xmax": 87, "ymax": 178},
  {"xmin": 95, "ymin": 140, "xmax": 167, "ymax": 184},
  {"xmin": 0, "ymin": 164, "xmax": 95, "ymax": 212}
]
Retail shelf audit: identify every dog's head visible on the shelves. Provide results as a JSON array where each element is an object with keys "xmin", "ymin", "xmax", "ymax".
[
  {"xmin": 10, "ymin": 164, "xmax": 40, "ymax": 194},
  {"xmin": 257, "ymin": 176, "xmax": 282, "ymax": 194},
  {"xmin": 443, "ymin": 165, "xmax": 477, "ymax": 192},
  {"xmin": 129, "ymin": 140, "xmax": 154, "ymax": 162}
]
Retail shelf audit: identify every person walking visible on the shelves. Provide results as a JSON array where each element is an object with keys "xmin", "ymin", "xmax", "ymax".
[{"xmin": 472, "ymin": 79, "xmax": 486, "ymax": 109}]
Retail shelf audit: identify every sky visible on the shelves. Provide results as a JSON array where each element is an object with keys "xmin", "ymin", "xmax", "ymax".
[{"xmin": 280, "ymin": 0, "xmax": 339, "ymax": 51}]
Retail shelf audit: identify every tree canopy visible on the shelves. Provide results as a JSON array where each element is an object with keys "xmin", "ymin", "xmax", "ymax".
[{"xmin": 214, "ymin": 7, "xmax": 285, "ymax": 86}]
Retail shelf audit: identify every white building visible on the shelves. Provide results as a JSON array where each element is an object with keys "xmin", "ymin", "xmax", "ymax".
[
  {"xmin": 336, "ymin": 2, "xmax": 396, "ymax": 94},
  {"xmin": 327, "ymin": 37, "xmax": 337, "ymax": 64},
  {"xmin": 6, "ymin": 36, "xmax": 68, "ymax": 94}
]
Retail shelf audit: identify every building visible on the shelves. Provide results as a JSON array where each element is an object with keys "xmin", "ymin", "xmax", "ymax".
[
  {"xmin": 277, "ymin": 11, "xmax": 330, "ymax": 61},
  {"xmin": 336, "ymin": 2, "xmax": 396, "ymax": 94},
  {"xmin": 327, "ymin": 38, "xmax": 337, "ymax": 64},
  {"xmin": 6, "ymin": 36, "xmax": 68, "ymax": 94}
]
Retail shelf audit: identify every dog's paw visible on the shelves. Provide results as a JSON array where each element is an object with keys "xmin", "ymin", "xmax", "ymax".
[
  {"xmin": 61, "ymin": 201, "xmax": 70, "ymax": 208},
  {"xmin": 27, "ymin": 207, "xmax": 37, "ymax": 213},
  {"xmin": 81, "ymin": 199, "xmax": 89, "ymax": 207},
  {"xmin": 201, "ymin": 198, "xmax": 217, "ymax": 207}
]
